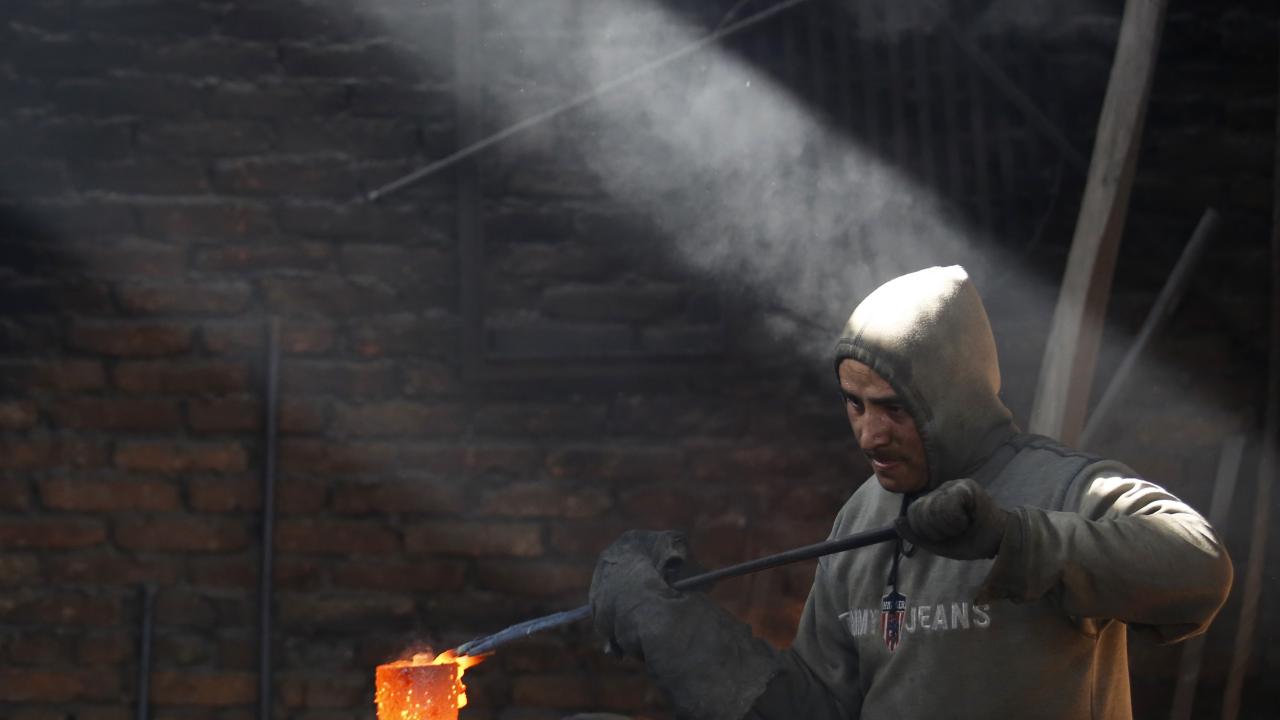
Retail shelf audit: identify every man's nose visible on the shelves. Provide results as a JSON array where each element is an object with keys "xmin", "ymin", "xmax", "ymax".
[{"xmin": 858, "ymin": 411, "xmax": 891, "ymax": 448}]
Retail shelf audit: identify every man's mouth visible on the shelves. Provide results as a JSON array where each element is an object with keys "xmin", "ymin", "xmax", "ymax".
[{"xmin": 869, "ymin": 455, "xmax": 903, "ymax": 472}]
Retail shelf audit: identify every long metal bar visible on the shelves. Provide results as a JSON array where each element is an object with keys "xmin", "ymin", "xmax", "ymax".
[
  {"xmin": 1079, "ymin": 208, "xmax": 1221, "ymax": 447},
  {"xmin": 454, "ymin": 524, "xmax": 898, "ymax": 657},
  {"xmin": 1169, "ymin": 434, "xmax": 1245, "ymax": 720},
  {"xmin": 257, "ymin": 317, "xmax": 280, "ymax": 720},
  {"xmin": 134, "ymin": 584, "xmax": 155, "ymax": 720},
  {"xmin": 364, "ymin": 0, "xmax": 812, "ymax": 202}
]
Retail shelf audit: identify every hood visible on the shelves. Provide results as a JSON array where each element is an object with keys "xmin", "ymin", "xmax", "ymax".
[{"xmin": 833, "ymin": 265, "xmax": 1014, "ymax": 491}]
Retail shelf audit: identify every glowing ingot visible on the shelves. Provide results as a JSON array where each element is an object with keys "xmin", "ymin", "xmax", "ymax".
[{"xmin": 376, "ymin": 662, "xmax": 458, "ymax": 720}]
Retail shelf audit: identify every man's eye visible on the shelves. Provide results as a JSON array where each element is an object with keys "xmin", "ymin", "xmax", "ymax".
[{"xmin": 845, "ymin": 397, "xmax": 863, "ymax": 410}]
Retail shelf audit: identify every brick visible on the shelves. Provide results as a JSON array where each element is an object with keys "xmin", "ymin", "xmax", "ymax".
[
  {"xmin": 76, "ymin": 159, "xmax": 211, "ymax": 195},
  {"xmin": 620, "ymin": 486, "xmax": 699, "ymax": 528},
  {"xmin": 200, "ymin": 319, "xmax": 264, "ymax": 354},
  {"xmin": 279, "ymin": 397, "xmax": 330, "ymax": 434},
  {"xmin": 277, "ymin": 592, "xmax": 415, "ymax": 629},
  {"xmin": 275, "ymin": 118, "xmax": 421, "ymax": 158},
  {"xmin": 261, "ymin": 275, "xmax": 399, "ymax": 315},
  {"xmin": 276, "ymin": 519, "xmax": 399, "ymax": 554},
  {"xmin": 65, "ymin": 237, "xmax": 187, "ymax": 278},
  {"xmin": 641, "ymin": 324, "xmax": 726, "ymax": 356},
  {"xmin": 0, "ymin": 436, "xmax": 108, "ymax": 470},
  {"xmin": 280, "ymin": 360, "xmax": 398, "ymax": 399},
  {"xmin": 472, "ymin": 403, "xmax": 610, "ymax": 439},
  {"xmin": 0, "ymin": 278, "xmax": 113, "ymax": 314},
  {"xmin": 331, "ymin": 559, "xmax": 467, "ymax": 593},
  {"xmin": 339, "ymin": 244, "xmax": 454, "ymax": 284},
  {"xmin": 38, "ymin": 476, "xmax": 181, "ymax": 511},
  {"xmin": 479, "ymin": 482, "xmax": 611, "ymax": 519},
  {"xmin": 0, "ymin": 590, "xmax": 121, "ymax": 626},
  {"xmin": 46, "ymin": 76, "xmax": 206, "ymax": 116},
  {"xmin": 116, "ymin": 282, "xmax": 252, "ymax": 316},
  {"xmin": 151, "ymin": 671, "xmax": 257, "ymax": 706},
  {"xmin": 194, "ymin": 241, "xmax": 331, "ymax": 272},
  {"xmin": 279, "ymin": 674, "xmax": 368, "ymax": 709},
  {"xmin": 281, "ymin": 318, "xmax": 338, "ymax": 354},
  {"xmin": 53, "ymin": 397, "xmax": 182, "ymax": 431},
  {"xmin": 276, "ymin": 478, "xmax": 327, "ymax": 515},
  {"xmin": 401, "ymin": 361, "xmax": 458, "ymax": 397},
  {"xmin": 187, "ymin": 397, "xmax": 261, "ymax": 433},
  {"xmin": 46, "ymin": 552, "xmax": 181, "ymax": 585},
  {"xmin": 4, "ymin": 630, "xmax": 69, "ymax": 665},
  {"xmin": 0, "ymin": 118, "xmax": 134, "ymax": 159},
  {"xmin": 279, "ymin": 42, "xmax": 421, "ymax": 81},
  {"xmin": 510, "ymin": 673, "xmax": 594, "ymax": 710},
  {"xmin": 545, "ymin": 446, "xmax": 684, "ymax": 484},
  {"xmin": 184, "ymin": 558, "xmax": 250, "ymax": 593},
  {"xmin": 279, "ymin": 439, "xmax": 397, "ymax": 474},
  {"xmin": 155, "ymin": 632, "xmax": 217, "ymax": 667},
  {"xmin": 210, "ymin": 156, "xmax": 360, "ymax": 198},
  {"xmin": 114, "ymin": 516, "xmax": 251, "ymax": 552},
  {"xmin": 0, "ymin": 517, "xmax": 106, "ymax": 548},
  {"xmin": 332, "ymin": 400, "xmax": 465, "ymax": 437},
  {"xmin": 474, "ymin": 560, "xmax": 592, "ymax": 598},
  {"xmin": 0, "ymin": 399, "xmax": 38, "ymax": 430},
  {"xmin": 115, "ymin": 442, "xmax": 248, "ymax": 474},
  {"xmin": 548, "ymin": 520, "xmax": 633, "ymax": 557},
  {"xmin": 330, "ymin": 477, "xmax": 466, "ymax": 515},
  {"xmin": 0, "ymin": 476, "xmax": 31, "ymax": 510},
  {"xmin": 137, "ymin": 201, "xmax": 275, "ymax": 237},
  {"xmin": 189, "ymin": 476, "xmax": 258, "ymax": 513},
  {"xmin": 0, "ymin": 669, "xmax": 119, "ymax": 702},
  {"xmin": 404, "ymin": 521, "xmax": 543, "ymax": 558},
  {"xmin": 0, "ymin": 554, "xmax": 41, "ymax": 585},
  {"xmin": 138, "ymin": 120, "xmax": 274, "ymax": 156},
  {"xmin": 76, "ymin": 631, "xmax": 134, "ymax": 666},
  {"xmin": 487, "ymin": 321, "xmax": 635, "ymax": 359},
  {"xmin": 68, "ymin": 321, "xmax": 192, "ymax": 357},
  {"xmin": 114, "ymin": 360, "xmax": 249, "ymax": 394},
  {"xmin": 350, "ymin": 312, "xmax": 458, "ymax": 358},
  {"xmin": 32, "ymin": 360, "xmax": 108, "ymax": 391}
]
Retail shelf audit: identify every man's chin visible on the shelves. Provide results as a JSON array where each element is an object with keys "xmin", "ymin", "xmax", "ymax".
[{"xmin": 876, "ymin": 471, "xmax": 924, "ymax": 494}]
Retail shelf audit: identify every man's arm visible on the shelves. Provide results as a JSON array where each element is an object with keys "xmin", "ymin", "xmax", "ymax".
[{"xmin": 978, "ymin": 465, "xmax": 1233, "ymax": 643}]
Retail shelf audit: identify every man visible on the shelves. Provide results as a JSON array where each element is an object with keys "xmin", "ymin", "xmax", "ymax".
[{"xmin": 589, "ymin": 265, "xmax": 1233, "ymax": 720}]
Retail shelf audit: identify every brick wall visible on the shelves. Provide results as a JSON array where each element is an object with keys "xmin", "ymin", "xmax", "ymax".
[{"xmin": 1, "ymin": 1, "xmax": 1276, "ymax": 719}]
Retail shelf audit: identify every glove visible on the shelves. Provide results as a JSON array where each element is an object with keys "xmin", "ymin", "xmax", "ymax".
[
  {"xmin": 895, "ymin": 478, "xmax": 1010, "ymax": 560},
  {"xmin": 589, "ymin": 530, "xmax": 779, "ymax": 720}
]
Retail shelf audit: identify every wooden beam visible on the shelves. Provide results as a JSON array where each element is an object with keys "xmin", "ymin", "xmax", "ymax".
[
  {"xmin": 1028, "ymin": 0, "xmax": 1169, "ymax": 445},
  {"xmin": 1220, "ymin": 17, "xmax": 1280, "ymax": 718}
]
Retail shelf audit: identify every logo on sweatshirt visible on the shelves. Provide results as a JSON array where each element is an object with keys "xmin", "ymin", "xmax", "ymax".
[{"xmin": 842, "ymin": 600, "xmax": 991, "ymax": 645}]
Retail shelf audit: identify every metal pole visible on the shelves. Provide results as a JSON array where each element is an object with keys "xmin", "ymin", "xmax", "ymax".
[
  {"xmin": 454, "ymin": 524, "xmax": 898, "ymax": 656},
  {"xmin": 258, "ymin": 317, "xmax": 280, "ymax": 720},
  {"xmin": 1079, "ymin": 207, "xmax": 1221, "ymax": 447},
  {"xmin": 363, "ymin": 0, "xmax": 812, "ymax": 202}
]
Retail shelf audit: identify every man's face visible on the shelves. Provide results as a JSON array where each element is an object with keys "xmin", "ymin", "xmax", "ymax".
[{"xmin": 838, "ymin": 359, "xmax": 928, "ymax": 494}]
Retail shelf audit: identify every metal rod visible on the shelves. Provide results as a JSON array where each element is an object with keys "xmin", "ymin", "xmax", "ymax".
[
  {"xmin": 1079, "ymin": 208, "xmax": 1220, "ymax": 447},
  {"xmin": 454, "ymin": 524, "xmax": 898, "ymax": 657},
  {"xmin": 258, "ymin": 317, "xmax": 280, "ymax": 720},
  {"xmin": 364, "ymin": 0, "xmax": 812, "ymax": 202},
  {"xmin": 940, "ymin": 22, "xmax": 1089, "ymax": 177},
  {"xmin": 134, "ymin": 584, "xmax": 155, "ymax": 720}
]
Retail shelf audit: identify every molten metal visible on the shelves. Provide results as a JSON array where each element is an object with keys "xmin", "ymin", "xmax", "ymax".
[{"xmin": 375, "ymin": 650, "xmax": 486, "ymax": 720}]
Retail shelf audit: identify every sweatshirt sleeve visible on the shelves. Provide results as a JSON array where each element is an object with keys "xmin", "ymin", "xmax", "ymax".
[
  {"xmin": 978, "ymin": 463, "xmax": 1233, "ymax": 643},
  {"xmin": 744, "ymin": 544, "xmax": 862, "ymax": 718}
]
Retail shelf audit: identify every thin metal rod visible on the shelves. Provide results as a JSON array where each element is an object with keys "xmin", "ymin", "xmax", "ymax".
[
  {"xmin": 454, "ymin": 524, "xmax": 898, "ymax": 656},
  {"xmin": 258, "ymin": 317, "xmax": 281, "ymax": 720},
  {"xmin": 1079, "ymin": 208, "xmax": 1220, "ymax": 447},
  {"xmin": 364, "ymin": 0, "xmax": 812, "ymax": 202},
  {"xmin": 940, "ymin": 22, "xmax": 1089, "ymax": 177},
  {"xmin": 134, "ymin": 584, "xmax": 155, "ymax": 720},
  {"xmin": 1169, "ymin": 434, "xmax": 1245, "ymax": 720}
]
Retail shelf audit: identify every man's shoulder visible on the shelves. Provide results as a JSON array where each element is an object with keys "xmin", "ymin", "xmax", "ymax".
[{"xmin": 988, "ymin": 432, "xmax": 1137, "ymax": 510}]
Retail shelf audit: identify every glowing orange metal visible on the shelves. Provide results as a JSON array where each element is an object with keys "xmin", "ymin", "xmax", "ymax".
[{"xmin": 375, "ymin": 650, "xmax": 486, "ymax": 720}]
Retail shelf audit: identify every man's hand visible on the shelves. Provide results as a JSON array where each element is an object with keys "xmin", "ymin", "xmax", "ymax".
[
  {"xmin": 895, "ymin": 478, "xmax": 1010, "ymax": 560},
  {"xmin": 589, "ymin": 530, "xmax": 688, "ymax": 658}
]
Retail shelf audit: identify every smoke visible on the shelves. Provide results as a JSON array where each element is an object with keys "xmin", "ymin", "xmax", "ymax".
[{"xmin": 477, "ymin": 0, "xmax": 989, "ymax": 364}]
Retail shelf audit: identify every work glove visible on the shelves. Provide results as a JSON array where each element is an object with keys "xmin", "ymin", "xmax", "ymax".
[
  {"xmin": 589, "ymin": 530, "xmax": 779, "ymax": 720},
  {"xmin": 895, "ymin": 478, "xmax": 1010, "ymax": 560}
]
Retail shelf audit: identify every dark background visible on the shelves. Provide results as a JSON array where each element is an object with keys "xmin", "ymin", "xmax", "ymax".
[{"xmin": 0, "ymin": 1, "xmax": 1275, "ymax": 718}]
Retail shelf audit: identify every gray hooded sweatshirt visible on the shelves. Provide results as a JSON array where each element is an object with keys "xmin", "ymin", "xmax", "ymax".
[{"xmin": 748, "ymin": 265, "xmax": 1232, "ymax": 719}]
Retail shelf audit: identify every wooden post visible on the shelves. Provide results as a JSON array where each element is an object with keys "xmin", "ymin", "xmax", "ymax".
[
  {"xmin": 1220, "ymin": 17, "xmax": 1280, "ymax": 719},
  {"xmin": 1028, "ymin": 0, "xmax": 1169, "ymax": 445}
]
